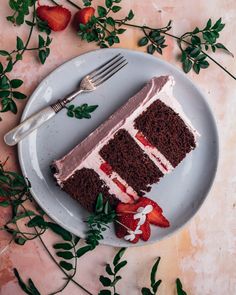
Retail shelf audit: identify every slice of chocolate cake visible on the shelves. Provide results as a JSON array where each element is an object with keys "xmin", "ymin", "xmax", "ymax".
[{"xmin": 52, "ymin": 76, "xmax": 200, "ymax": 212}]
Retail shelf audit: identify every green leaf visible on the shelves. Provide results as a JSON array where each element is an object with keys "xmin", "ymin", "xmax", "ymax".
[
  {"xmin": 215, "ymin": 43, "xmax": 233, "ymax": 56},
  {"xmin": 212, "ymin": 18, "xmax": 222, "ymax": 30},
  {"xmin": 98, "ymin": 290, "xmax": 112, "ymax": 295},
  {"xmin": 53, "ymin": 243, "xmax": 73, "ymax": 250},
  {"xmin": 9, "ymin": 0, "xmax": 18, "ymax": 10},
  {"xmin": 5, "ymin": 60, "xmax": 13, "ymax": 72},
  {"xmin": 112, "ymin": 6, "xmax": 121, "ymax": 12},
  {"xmin": 46, "ymin": 36, "xmax": 52, "ymax": 46},
  {"xmin": 105, "ymin": 264, "xmax": 114, "ymax": 275},
  {"xmin": 152, "ymin": 280, "xmax": 162, "ymax": 293},
  {"xmin": 138, "ymin": 37, "xmax": 149, "ymax": 47},
  {"xmin": 0, "ymin": 200, "xmax": 10, "ymax": 207},
  {"xmin": 59, "ymin": 261, "xmax": 73, "ymax": 271},
  {"xmin": 127, "ymin": 10, "xmax": 134, "ymax": 20},
  {"xmin": 192, "ymin": 27, "xmax": 200, "ymax": 34},
  {"xmin": 181, "ymin": 51, "xmax": 187, "ymax": 62},
  {"xmin": 76, "ymin": 245, "xmax": 92, "ymax": 258},
  {"xmin": 16, "ymin": 53, "xmax": 23, "ymax": 61},
  {"xmin": 67, "ymin": 110, "xmax": 74, "ymax": 117},
  {"xmin": 176, "ymin": 278, "xmax": 187, "ymax": 295},
  {"xmin": 203, "ymin": 31, "xmax": 213, "ymax": 43},
  {"xmin": 151, "ymin": 257, "xmax": 161, "ymax": 287},
  {"xmin": 117, "ymin": 28, "xmax": 126, "ymax": 34},
  {"xmin": 0, "ymin": 50, "xmax": 9, "ymax": 56},
  {"xmin": 113, "ymin": 248, "xmax": 126, "ymax": 266},
  {"xmin": 25, "ymin": 20, "xmax": 35, "ymax": 27},
  {"xmin": 106, "ymin": 17, "xmax": 115, "ymax": 26},
  {"xmin": 27, "ymin": 215, "xmax": 46, "ymax": 228},
  {"xmin": 114, "ymin": 260, "xmax": 127, "ymax": 273},
  {"xmin": 28, "ymin": 279, "xmax": 41, "ymax": 295},
  {"xmin": 204, "ymin": 19, "xmax": 212, "ymax": 30},
  {"xmin": 193, "ymin": 62, "xmax": 200, "ymax": 74},
  {"xmin": 47, "ymin": 222, "xmax": 72, "ymax": 241},
  {"xmin": 97, "ymin": 6, "xmax": 107, "ymax": 17},
  {"xmin": 0, "ymin": 63, "xmax": 3, "ymax": 74},
  {"xmin": 13, "ymin": 268, "xmax": 32, "ymax": 295},
  {"xmin": 105, "ymin": 0, "xmax": 113, "ymax": 8},
  {"xmin": 16, "ymin": 36, "xmax": 24, "ymax": 50},
  {"xmin": 199, "ymin": 60, "xmax": 209, "ymax": 69},
  {"xmin": 191, "ymin": 35, "xmax": 201, "ymax": 45},
  {"xmin": 16, "ymin": 12, "xmax": 25, "ymax": 25},
  {"xmin": 0, "ymin": 91, "xmax": 10, "ymax": 98},
  {"xmin": 12, "ymin": 91, "xmax": 27, "ymax": 99},
  {"xmin": 182, "ymin": 59, "xmax": 193, "ymax": 73},
  {"xmin": 39, "ymin": 50, "xmax": 47, "ymax": 64},
  {"xmin": 104, "ymin": 201, "xmax": 111, "ymax": 215},
  {"xmin": 141, "ymin": 287, "xmax": 153, "ymax": 295},
  {"xmin": 10, "ymin": 79, "xmax": 23, "ymax": 88},
  {"xmin": 95, "ymin": 193, "xmax": 104, "ymax": 213},
  {"xmin": 86, "ymin": 104, "xmax": 98, "ymax": 113},
  {"xmin": 99, "ymin": 275, "xmax": 112, "ymax": 287},
  {"xmin": 195, "ymin": 53, "xmax": 207, "ymax": 61},
  {"xmin": 189, "ymin": 47, "xmax": 200, "ymax": 58},
  {"xmin": 74, "ymin": 236, "xmax": 80, "ymax": 245},
  {"xmin": 15, "ymin": 237, "xmax": 27, "ymax": 245},
  {"xmin": 147, "ymin": 44, "xmax": 156, "ymax": 55},
  {"xmin": 38, "ymin": 35, "xmax": 45, "ymax": 48},
  {"xmin": 56, "ymin": 251, "xmax": 74, "ymax": 260}
]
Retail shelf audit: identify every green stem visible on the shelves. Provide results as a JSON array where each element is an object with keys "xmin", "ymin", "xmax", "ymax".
[{"xmin": 66, "ymin": 0, "xmax": 81, "ymax": 10}]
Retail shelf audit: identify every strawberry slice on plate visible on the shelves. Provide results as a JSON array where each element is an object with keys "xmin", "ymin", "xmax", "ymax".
[{"xmin": 37, "ymin": 5, "xmax": 71, "ymax": 32}]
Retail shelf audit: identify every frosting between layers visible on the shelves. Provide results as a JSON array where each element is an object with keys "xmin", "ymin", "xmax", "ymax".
[{"xmin": 53, "ymin": 75, "xmax": 199, "ymax": 201}]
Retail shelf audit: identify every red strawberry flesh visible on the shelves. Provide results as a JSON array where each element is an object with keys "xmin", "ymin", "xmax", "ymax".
[{"xmin": 37, "ymin": 5, "xmax": 71, "ymax": 32}]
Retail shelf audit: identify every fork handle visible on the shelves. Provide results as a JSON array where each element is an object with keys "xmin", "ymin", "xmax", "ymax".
[{"xmin": 4, "ymin": 106, "xmax": 55, "ymax": 146}]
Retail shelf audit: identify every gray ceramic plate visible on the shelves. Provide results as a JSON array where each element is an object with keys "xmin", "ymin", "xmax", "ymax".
[{"xmin": 18, "ymin": 48, "xmax": 219, "ymax": 247}]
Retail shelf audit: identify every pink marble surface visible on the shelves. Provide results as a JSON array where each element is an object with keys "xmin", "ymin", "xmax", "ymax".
[{"xmin": 1, "ymin": 1, "xmax": 236, "ymax": 294}]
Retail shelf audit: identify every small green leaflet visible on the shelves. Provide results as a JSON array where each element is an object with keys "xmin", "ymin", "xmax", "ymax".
[
  {"xmin": 176, "ymin": 278, "xmax": 188, "ymax": 295},
  {"xmin": 13, "ymin": 268, "xmax": 41, "ymax": 295},
  {"xmin": 66, "ymin": 104, "xmax": 98, "ymax": 120}
]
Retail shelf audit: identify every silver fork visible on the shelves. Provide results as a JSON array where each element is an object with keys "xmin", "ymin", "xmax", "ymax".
[{"xmin": 4, "ymin": 54, "xmax": 128, "ymax": 146}]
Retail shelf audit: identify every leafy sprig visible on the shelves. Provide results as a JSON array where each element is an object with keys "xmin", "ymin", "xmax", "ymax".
[
  {"xmin": 0, "ymin": 1, "xmax": 52, "ymax": 116},
  {"xmin": 138, "ymin": 21, "xmax": 171, "ymax": 55},
  {"xmin": 99, "ymin": 248, "xmax": 127, "ymax": 295},
  {"xmin": 141, "ymin": 257, "xmax": 162, "ymax": 295},
  {"xmin": 77, "ymin": 0, "xmax": 134, "ymax": 48},
  {"xmin": 178, "ymin": 18, "xmax": 233, "ymax": 74},
  {"xmin": 67, "ymin": 0, "xmax": 235, "ymax": 79},
  {"xmin": 66, "ymin": 103, "xmax": 98, "ymax": 119},
  {"xmin": 79, "ymin": 193, "xmax": 116, "ymax": 254}
]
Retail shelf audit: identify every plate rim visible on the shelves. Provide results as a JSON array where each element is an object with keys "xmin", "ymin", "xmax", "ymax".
[{"xmin": 18, "ymin": 48, "xmax": 219, "ymax": 247}]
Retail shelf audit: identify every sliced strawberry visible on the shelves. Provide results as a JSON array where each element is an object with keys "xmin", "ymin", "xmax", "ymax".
[
  {"xmin": 37, "ymin": 5, "xmax": 71, "ymax": 32},
  {"xmin": 73, "ymin": 7, "xmax": 95, "ymax": 29},
  {"xmin": 116, "ymin": 201, "xmax": 138, "ymax": 214},
  {"xmin": 140, "ymin": 221, "xmax": 151, "ymax": 241},
  {"xmin": 137, "ymin": 197, "xmax": 169, "ymax": 227},
  {"xmin": 135, "ymin": 132, "xmax": 153, "ymax": 147},
  {"xmin": 112, "ymin": 178, "xmax": 127, "ymax": 193},
  {"xmin": 100, "ymin": 162, "xmax": 112, "ymax": 176}
]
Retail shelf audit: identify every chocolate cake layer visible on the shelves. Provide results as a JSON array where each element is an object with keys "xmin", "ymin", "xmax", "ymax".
[
  {"xmin": 99, "ymin": 129, "xmax": 163, "ymax": 195},
  {"xmin": 134, "ymin": 99, "xmax": 196, "ymax": 167},
  {"xmin": 62, "ymin": 168, "xmax": 118, "ymax": 212}
]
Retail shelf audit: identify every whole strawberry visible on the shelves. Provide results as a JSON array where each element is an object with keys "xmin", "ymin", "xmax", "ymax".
[
  {"xmin": 37, "ymin": 5, "xmax": 71, "ymax": 32},
  {"xmin": 73, "ymin": 7, "xmax": 95, "ymax": 30}
]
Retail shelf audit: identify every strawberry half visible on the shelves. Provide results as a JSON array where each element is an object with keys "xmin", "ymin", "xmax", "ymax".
[
  {"xmin": 73, "ymin": 7, "xmax": 95, "ymax": 29},
  {"xmin": 37, "ymin": 5, "xmax": 71, "ymax": 32}
]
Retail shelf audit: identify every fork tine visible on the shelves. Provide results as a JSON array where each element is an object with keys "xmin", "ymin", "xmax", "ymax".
[
  {"xmin": 90, "ymin": 55, "xmax": 125, "ymax": 80},
  {"xmin": 91, "ymin": 57, "xmax": 126, "ymax": 84},
  {"xmin": 93, "ymin": 61, "xmax": 128, "ymax": 87},
  {"xmin": 88, "ymin": 53, "xmax": 121, "ymax": 78}
]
